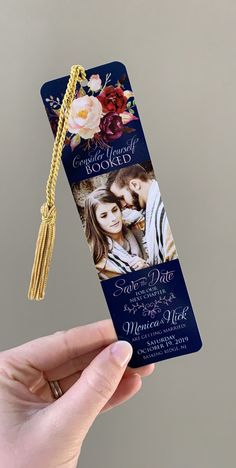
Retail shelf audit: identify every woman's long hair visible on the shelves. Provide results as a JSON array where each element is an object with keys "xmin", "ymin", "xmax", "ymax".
[{"xmin": 84, "ymin": 187, "xmax": 123, "ymax": 265}]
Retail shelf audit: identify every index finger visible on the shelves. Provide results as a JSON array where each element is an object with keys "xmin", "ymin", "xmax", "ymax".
[{"xmin": 6, "ymin": 319, "xmax": 117, "ymax": 371}]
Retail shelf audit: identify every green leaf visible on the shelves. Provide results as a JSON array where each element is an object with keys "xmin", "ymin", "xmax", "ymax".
[{"xmin": 123, "ymin": 126, "xmax": 135, "ymax": 134}]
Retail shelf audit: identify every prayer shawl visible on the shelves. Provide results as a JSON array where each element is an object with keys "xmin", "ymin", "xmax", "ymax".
[
  {"xmin": 96, "ymin": 229, "xmax": 144, "ymax": 280},
  {"xmin": 145, "ymin": 180, "xmax": 177, "ymax": 265}
]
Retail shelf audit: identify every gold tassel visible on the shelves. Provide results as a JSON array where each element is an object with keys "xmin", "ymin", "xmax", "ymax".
[
  {"xmin": 28, "ymin": 65, "xmax": 86, "ymax": 300},
  {"xmin": 28, "ymin": 203, "xmax": 56, "ymax": 300}
]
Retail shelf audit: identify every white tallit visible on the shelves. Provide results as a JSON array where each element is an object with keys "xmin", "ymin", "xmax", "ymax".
[
  {"xmin": 96, "ymin": 229, "xmax": 144, "ymax": 280},
  {"xmin": 145, "ymin": 180, "xmax": 177, "ymax": 265}
]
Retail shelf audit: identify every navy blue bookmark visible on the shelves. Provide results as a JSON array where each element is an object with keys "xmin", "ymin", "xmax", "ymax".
[{"xmin": 41, "ymin": 61, "xmax": 202, "ymax": 367}]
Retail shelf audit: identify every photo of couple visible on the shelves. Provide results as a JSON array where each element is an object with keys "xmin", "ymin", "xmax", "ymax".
[{"xmin": 73, "ymin": 163, "xmax": 178, "ymax": 281}]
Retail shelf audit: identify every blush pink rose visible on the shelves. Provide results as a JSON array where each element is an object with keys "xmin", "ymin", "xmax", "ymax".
[
  {"xmin": 68, "ymin": 95, "xmax": 102, "ymax": 139},
  {"xmin": 88, "ymin": 74, "xmax": 102, "ymax": 92}
]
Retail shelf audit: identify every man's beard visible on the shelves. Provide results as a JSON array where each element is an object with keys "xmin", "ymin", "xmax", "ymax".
[{"xmin": 130, "ymin": 190, "xmax": 142, "ymax": 211}]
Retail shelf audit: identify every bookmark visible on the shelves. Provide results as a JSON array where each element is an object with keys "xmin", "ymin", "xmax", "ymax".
[{"xmin": 28, "ymin": 61, "xmax": 202, "ymax": 367}]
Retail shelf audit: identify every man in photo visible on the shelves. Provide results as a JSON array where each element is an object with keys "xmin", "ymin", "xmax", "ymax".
[{"xmin": 107, "ymin": 164, "xmax": 177, "ymax": 266}]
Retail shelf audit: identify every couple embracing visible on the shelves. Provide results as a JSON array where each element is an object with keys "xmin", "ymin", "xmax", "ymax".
[{"xmin": 84, "ymin": 164, "xmax": 177, "ymax": 280}]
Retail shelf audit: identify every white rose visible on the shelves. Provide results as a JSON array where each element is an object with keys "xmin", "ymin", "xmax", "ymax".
[
  {"xmin": 87, "ymin": 74, "xmax": 102, "ymax": 92},
  {"xmin": 68, "ymin": 95, "xmax": 102, "ymax": 139}
]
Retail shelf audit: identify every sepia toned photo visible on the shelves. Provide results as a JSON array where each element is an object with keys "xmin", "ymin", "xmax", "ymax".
[{"xmin": 72, "ymin": 162, "xmax": 178, "ymax": 281}]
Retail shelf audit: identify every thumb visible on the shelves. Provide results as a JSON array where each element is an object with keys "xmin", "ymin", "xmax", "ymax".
[{"xmin": 43, "ymin": 341, "xmax": 133, "ymax": 442}]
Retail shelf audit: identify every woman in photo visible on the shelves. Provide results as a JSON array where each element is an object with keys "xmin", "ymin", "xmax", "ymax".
[{"xmin": 84, "ymin": 187, "xmax": 148, "ymax": 280}]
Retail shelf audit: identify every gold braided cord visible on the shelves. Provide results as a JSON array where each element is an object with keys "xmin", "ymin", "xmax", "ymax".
[
  {"xmin": 46, "ymin": 65, "xmax": 86, "ymax": 208},
  {"xmin": 28, "ymin": 64, "xmax": 86, "ymax": 300}
]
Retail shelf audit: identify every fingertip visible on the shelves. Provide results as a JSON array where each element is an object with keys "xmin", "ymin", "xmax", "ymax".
[
  {"xmin": 129, "ymin": 373, "xmax": 143, "ymax": 392},
  {"xmin": 144, "ymin": 363, "xmax": 156, "ymax": 376},
  {"xmin": 126, "ymin": 362, "xmax": 156, "ymax": 378},
  {"xmin": 110, "ymin": 341, "xmax": 133, "ymax": 368},
  {"xmin": 126, "ymin": 372, "xmax": 142, "ymax": 386}
]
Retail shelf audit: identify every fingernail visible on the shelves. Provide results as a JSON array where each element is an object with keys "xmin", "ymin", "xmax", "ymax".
[{"xmin": 110, "ymin": 341, "xmax": 133, "ymax": 367}]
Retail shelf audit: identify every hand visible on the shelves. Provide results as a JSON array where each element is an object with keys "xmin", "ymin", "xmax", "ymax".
[
  {"xmin": 0, "ymin": 319, "xmax": 155, "ymax": 468},
  {"xmin": 129, "ymin": 255, "xmax": 148, "ymax": 271}
]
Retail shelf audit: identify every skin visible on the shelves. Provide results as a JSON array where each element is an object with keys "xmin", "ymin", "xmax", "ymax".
[
  {"xmin": 95, "ymin": 202, "xmax": 123, "ymax": 236},
  {"xmin": 0, "ymin": 319, "xmax": 155, "ymax": 468},
  {"xmin": 110, "ymin": 179, "xmax": 152, "ymax": 210}
]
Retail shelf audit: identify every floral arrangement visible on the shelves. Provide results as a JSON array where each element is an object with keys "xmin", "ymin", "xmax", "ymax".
[{"xmin": 45, "ymin": 72, "xmax": 138, "ymax": 151}]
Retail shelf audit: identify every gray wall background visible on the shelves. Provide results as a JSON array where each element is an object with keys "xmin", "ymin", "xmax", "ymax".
[{"xmin": 0, "ymin": 1, "xmax": 235, "ymax": 467}]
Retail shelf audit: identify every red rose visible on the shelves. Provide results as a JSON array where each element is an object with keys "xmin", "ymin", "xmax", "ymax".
[
  {"xmin": 100, "ymin": 112, "xmax": 124, "ymax": 142},
  {"xmin": 97, "ymin": 85, "xmax": 127, "ymax": 114}
]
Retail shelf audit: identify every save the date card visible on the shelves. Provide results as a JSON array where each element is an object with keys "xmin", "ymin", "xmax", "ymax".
[{"xmin": 40, "ymin": 61, "xmax": 202, "ymax": 367}]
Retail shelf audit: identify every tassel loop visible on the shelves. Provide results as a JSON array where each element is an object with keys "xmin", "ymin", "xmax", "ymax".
[{"xmin": 41, "ymin": 202, "xmax": 56, "ymax": 225}]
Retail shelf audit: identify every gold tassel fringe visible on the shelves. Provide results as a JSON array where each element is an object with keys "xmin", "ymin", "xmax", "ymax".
[
  {"xmin": 28, "ymin": 203, "xmax": 56, "ymax": 300},
  {"xmin": 27, "ymin": 64, "xmax": 86, "ymax": 300}
]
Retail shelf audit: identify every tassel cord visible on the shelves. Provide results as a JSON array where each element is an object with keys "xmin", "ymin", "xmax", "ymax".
[{"xmin": 28, "ymin": 64, "xmax": 86, "ymax": 300}]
